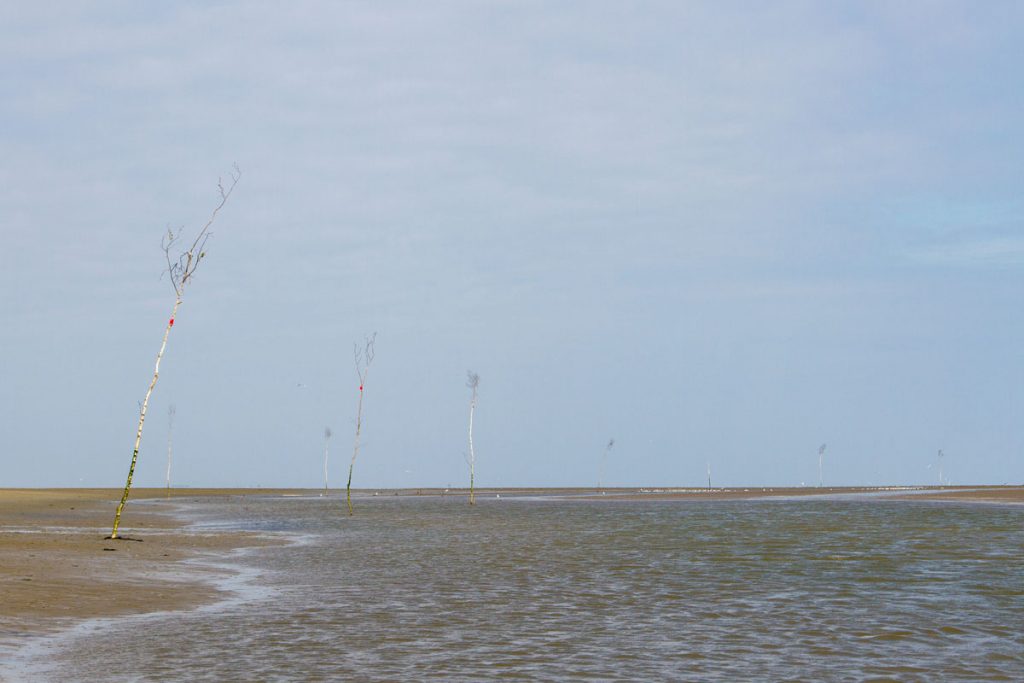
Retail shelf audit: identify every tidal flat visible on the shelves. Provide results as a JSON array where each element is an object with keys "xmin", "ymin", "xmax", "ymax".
[{"xmin": 2, "ymin": 487, "xmax": 1022, "ymax": 681}]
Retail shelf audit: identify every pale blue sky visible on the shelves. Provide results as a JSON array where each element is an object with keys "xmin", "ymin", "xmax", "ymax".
[{"xmin": 2, "ymin": 1, "xmax": 1022, "ymax": 488}]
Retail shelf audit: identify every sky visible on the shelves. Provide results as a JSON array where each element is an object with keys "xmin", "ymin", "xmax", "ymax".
[{"xmin": 2, "ymin": 1, "xmax": 1022, "ymax": 489}]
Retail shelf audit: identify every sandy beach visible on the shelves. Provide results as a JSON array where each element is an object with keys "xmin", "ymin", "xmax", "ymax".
[{"xmin": 2, "ymin": 485, "xmax": 1021, "ymax": 646}]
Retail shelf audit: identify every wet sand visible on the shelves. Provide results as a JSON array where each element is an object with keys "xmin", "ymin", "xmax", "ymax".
[
  {"xmin": 2, "ymin": 485, "xmax": 1021, "ymax": 641},
  {"xmin": 0, "ymin": 488, "xmax": 283, "ymax": 641}
]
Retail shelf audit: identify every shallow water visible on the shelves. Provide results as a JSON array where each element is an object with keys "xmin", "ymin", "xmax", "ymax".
[{"xmin": 14, "ymin": 496, "xmax": 1024, "ymax": 681}]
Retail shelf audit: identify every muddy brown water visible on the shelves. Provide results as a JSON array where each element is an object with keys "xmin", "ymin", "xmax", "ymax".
[{"xmin": 10, "ymin": 494, "xmax": 1024, "ymax": 681}]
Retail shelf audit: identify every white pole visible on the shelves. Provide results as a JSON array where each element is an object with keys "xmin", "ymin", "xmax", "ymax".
[
  {"xmin": 165, "ymin": 405, "xmax": 175, "ymax": 496},
  {"xmin": 818, "ymin": 443, "xmax": 827, "ymax": 488},
  {"xmin": 323, "ymin": 427, "xmax": 332, "ymax": 495}
]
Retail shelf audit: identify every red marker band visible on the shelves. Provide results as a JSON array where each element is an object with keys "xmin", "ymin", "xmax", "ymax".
[{"xmin": 169, "ymin": 318, "xmax": 175, "ymax": 327}]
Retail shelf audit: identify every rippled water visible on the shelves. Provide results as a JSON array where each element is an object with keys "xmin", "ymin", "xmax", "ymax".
[{"xmin": 16, "ymin": 495, "xmax": 1024, "ymax": 681}]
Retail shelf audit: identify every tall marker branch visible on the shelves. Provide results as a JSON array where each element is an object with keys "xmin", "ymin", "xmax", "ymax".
[
  {"xmin": 346, "ymin": 333, "xmax": 376, "ymax": 515},
  {"xmin": 109, "ymin": 166, "xmax": 240, "ymax": 539}
]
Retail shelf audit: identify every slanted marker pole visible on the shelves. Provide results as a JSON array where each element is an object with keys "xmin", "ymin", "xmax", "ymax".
[
  {"xmin": 347, "ymin": 384, "xmax": 364, "ymax": 514},
  {"xmin": 111, "ymin": 306, "xmax": 179, "ymax": 538},
  {"xmin": 108, "ymin": 166, "xmax": 239, "ymax": 540},
  {"xmin": 346, "ymin": 333, "xmax": 375, "ymax": 515}
]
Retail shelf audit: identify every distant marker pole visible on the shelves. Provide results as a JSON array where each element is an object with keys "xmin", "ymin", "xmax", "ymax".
[
  {"xmin": 166, "ymin": 404, "xmax": 175, "ymax": 499},
  {"xmin": 466, "ymin": 371, "xmax": 480, "ymax": 506},
  {"xmin": 818, "ymin": 443, "xmax": 827, "ymax": 488},
  {"xmin": 346, "ymin": 333, "xmax": 375, "ymax": 515},
  {"xmin": 323, "ymin": 426, "xmax": 332, "ymax": 496},
  {"xmin": 346, "ymin": 383, "xmax": 364, "ymax": 514},
  {"xmin": 598, "ymin": 438, "xmax": 614, "ymax": 493}
]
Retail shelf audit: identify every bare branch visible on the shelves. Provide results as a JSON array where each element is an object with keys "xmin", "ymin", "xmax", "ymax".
[
  {"xmin": 364, "ymin": 332, "xmax": 377, "ymax": 366},
  {"xmin": 161, "ymin": 227, "xmax": 184, "ymax": 295},
  {"xmin": 354, "ymin": 332, "xmax": 377, "ymax": 381},
  {"xmin": 164, "ymin": 164, "xmax": 242, "ymax": 292},
  {"xmin": 189, "ymin": 165, "xmax": 240, "ymax": 256}
]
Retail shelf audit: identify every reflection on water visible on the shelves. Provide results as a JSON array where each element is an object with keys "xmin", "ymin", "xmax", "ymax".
[{"xmin": 22, "ymin": 497, "xmax": 1024, "ymax": 680}]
